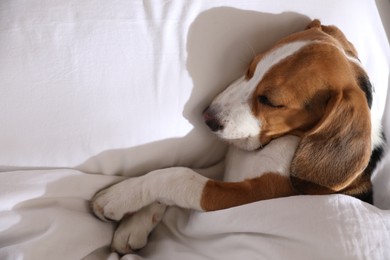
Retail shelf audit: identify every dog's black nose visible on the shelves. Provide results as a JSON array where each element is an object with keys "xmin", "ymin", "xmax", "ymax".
[
  {"xmin": 205, "ymin": 118, "xmax": 224, "ymax": 132},
  {"xmin": 203, "ymin": 107, "xmax": 224, "ymax": 132}
]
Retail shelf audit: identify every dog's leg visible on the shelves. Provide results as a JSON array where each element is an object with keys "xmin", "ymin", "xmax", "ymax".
[
  {"xmin": 91, "ymin": 167, "xmax": 296, "ymax": 220},
  {"xmin": 111, "ymin": 202, "xmax": 167, "ymax": 254},
  {"xmin": 91, "ymin": 167, "xmax": 206, "ymax": 221}
]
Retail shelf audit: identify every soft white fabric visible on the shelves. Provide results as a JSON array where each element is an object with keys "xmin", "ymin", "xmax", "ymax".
[
  {"xmin": 0, "ymin": 169, "xmax": 389, "ymax": 260},
  {"xmin": 1, "ymin": 0, "xmax": 390, "ymax": 259}
]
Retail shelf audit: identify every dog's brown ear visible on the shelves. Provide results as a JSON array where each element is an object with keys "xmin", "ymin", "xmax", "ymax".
[
  {"xmin": 306, "ymin": 19, "xmax": 322, "ymax": 30},
  {"xmin": 306, "ymin": 19, "xmax": 359, "ymax": 57},
  {"xmin": 290, "ymin": 87, "xmax": 371, "ymax": 194}
]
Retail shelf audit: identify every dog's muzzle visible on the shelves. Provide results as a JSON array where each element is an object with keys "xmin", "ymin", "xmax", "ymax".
[{"xmin": 203, "ymin": 106, "xmax": 224, "ymax": 132}]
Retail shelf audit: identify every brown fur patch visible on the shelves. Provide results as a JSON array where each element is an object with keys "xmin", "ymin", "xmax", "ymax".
[
  {"xmin": 200, "ymin": 173, "xmax": 297, "ymax": 211},
  {"xmin": 251, "ymin": 42, "xmax": 356, "ymax": 144}
]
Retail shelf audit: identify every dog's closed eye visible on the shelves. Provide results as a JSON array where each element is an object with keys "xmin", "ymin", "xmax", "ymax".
[{"xmin": 257, "ymin": 95, "xmax": 284, "ymax": 108}]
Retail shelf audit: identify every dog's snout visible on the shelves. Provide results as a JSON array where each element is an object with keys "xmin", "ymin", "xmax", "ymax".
[
  {"xmin": 205, "ymin": 118, "xmax": 224, "ymax": 132},
  {"xmin": 203, "ymin": 107, "xmax": 224, "ymax": 132}
]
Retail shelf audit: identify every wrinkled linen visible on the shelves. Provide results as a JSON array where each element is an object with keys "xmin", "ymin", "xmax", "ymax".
[{"xmin": 0, "ymin": 169, "xmax": 389, "ymax": 260}]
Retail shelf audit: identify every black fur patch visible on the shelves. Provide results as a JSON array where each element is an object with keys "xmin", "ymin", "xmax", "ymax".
[
  {"xmin": 358, "ymin": 75, "xmax": 373, "ymax": 108},
  {"xmin": 351, "ymin": 74, "xmax": 383, "ymax": 204},
  {"xmin": 356, "ymin": 131, "xmax": 386, "ymax": 204},
  {"xmin": 354, "ymin": 190, "xmax": 373, "ymax": 204}
]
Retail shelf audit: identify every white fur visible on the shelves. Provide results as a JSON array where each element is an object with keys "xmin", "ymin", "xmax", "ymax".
[
  {"xmin": 371, "ymin": 110, "xmax": 385, "ymax": 149},
  {"xmin": 224, "ymin": 135, "xmax": 300, "ymax": 182},
  {"xmin": 212, "ymin": 76, "xmax": 262, "ymax": 150},
  {"xmin": 209, "ymin": 41, "xmax": 311, "ymax": 151},
  {"xmin": 91, "ymin": 167, "xmax": 208, "ymax": 221}
]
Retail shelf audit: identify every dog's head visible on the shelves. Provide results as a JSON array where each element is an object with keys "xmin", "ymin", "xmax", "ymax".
[{"xmin": 204, "ymin": 20, "xmax": 372, "ymax": 193}]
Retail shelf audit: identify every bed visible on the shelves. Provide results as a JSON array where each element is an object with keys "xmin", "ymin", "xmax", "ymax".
[{"xmin": 1, "ymin": 0, "xmax": 389, "ymax": 259}]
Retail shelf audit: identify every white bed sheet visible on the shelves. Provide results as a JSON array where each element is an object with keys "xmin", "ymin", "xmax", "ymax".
[
  {"xmin": 1, "ymin": 0, "xmax": 390, "ymax": 259},
  {"xmin": 0, "ymin": 169, "xmax": 389, "ymax": 260}
]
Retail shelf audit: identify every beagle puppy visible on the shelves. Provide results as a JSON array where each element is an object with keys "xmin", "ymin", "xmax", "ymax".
[{"xmin": 91, "ymin": 20, "xmax": 385, "ymax": 254}]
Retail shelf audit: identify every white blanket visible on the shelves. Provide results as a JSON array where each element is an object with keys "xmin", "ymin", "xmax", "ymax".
[
  {"xmin": 1, "ymin": 0, "xmax": 390, "ymax": 259},
  {"xmin": 1, "ymin": 169, "xmax": 389, "ymax": 260}
]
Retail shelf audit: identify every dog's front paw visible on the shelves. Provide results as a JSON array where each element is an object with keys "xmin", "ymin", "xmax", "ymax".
[
  {"xmin": 90, "ymin": 178, "xmax": 150, "ymax": 222},
  {"xmin": 90, "ymin": 187, "xmax": 126, "ymax": 222},
  {"xmin": 111, "ymin": 202, "xmax": 167, "ymax": 254}
]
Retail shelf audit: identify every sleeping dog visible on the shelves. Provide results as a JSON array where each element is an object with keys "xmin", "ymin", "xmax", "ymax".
[{"xmin": 91, "ymin": 20, "xmax": 385, "ymax": 254}]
